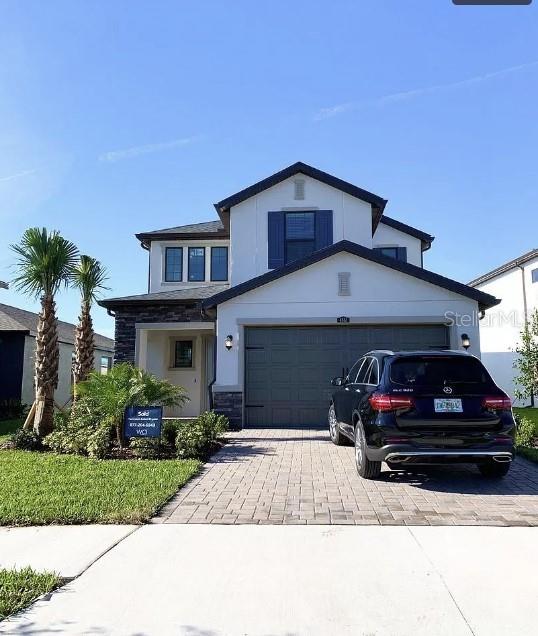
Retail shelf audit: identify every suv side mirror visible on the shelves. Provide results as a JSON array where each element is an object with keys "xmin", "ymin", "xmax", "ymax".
[{"xmin": 331, "ymin": 377, "xmax": 345, "ymax": 387}]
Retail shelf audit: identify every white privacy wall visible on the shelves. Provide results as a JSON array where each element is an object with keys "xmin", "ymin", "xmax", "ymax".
[
  {"xmin": 476, "ymin": 255, "xmax": 538, "ymax": 403},
  {"xmin": 373, "ymin": 223, "xmax": 423, "ymax": 267},
  {"xmin": 214, "ymin": 252, "xmax": 481, "ymax": 389},
  {"xmin": 229, "ymin": 175, "xmax": 374, "ymax": 285}
]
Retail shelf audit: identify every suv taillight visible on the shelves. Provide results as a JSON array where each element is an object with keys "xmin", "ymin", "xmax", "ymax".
[
  {"xmin": 482, "ymin": 396, "xmax": 512, "ymax": 411},
  {"xmin": 369, "ymin": 393, "xmax": 414, "ymax": 412}
]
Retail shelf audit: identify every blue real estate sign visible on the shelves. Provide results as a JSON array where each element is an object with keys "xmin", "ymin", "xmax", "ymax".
[{"xmin": 124, "ymin": 406, "xmax": 163, "ymax": 438}]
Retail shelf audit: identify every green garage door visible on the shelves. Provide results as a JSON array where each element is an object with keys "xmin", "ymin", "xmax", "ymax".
[{"xmin": 244, "ymin": 325, "xmax": 449, "ymax": 427}]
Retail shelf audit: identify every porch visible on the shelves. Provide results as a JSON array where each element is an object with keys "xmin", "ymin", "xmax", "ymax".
[{"xmin": 135, "ymin": 321, "xmax": 215, "ymax": 418}]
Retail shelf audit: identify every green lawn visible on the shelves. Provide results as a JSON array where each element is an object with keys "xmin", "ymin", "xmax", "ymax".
[
  {"xmin": 0, "ymin": 419, "xmax": 23, "ymax": 445},
  {"xmin": 0, "ymin": 450, "xmax": 200, "ymax": 526},
  {"xmin": 513, "ymin": 407, "xmax": 538, "ymax": 436},
  {"xmin": 0, "ymin": 567, "xmax": 60, "ymax": 620}
]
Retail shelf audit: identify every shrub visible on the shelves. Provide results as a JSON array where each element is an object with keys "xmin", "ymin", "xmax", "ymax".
[
  {"xmin": 10, "ymin": 428, "xmax": 42, "ymax": 451},
  {"xmin": 129, "ymin": 437, "xmax": 162, "ymax": 459},
  {"xmin": 515, "ymin": 414, "xmax": 536, "ymax": 448},
  {"xmin": 175, "ymin": 411, "xmax": 229, "ymax": 460},
  {"xmin": 75, "ymin": 363, "xmax": 188, "ymax": 447},
  {"xmin": 162, "ymin": 419, "xmax": 183, "ymax": 447},
  {"xmin": 45, "ymin": 403, "xmax": 113, "ymax": 459},
  {"xmin": 197, "ymin": 411, "xmax": 229, "ymax": 439}
]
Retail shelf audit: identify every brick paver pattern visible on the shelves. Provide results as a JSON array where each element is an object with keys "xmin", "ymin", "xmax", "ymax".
[{"xmin": 156, "ymin": 428, "xmax": 538, "ymax": 526}]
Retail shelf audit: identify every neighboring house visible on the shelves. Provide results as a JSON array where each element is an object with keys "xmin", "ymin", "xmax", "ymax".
[
  {"xmin": 0, "ymin": 303, "xmax": 114, "ymax": 408},
  {"xmin": 99, "ymin": 161, "xmax": 498, "ymax": 427},
  {"xmin": 470, "ymin": 249, "xmax": 538, "ymax": 405}
]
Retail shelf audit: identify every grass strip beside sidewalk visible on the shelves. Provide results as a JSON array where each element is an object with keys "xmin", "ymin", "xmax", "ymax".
[{"xmin": 0, "ymin": 567, "xmax": 60, "ymax": 620}]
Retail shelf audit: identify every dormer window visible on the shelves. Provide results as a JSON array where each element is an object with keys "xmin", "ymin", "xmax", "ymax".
[{"xmin": 285, "ymin": 212, "xmax": 315, "ymax": 263}]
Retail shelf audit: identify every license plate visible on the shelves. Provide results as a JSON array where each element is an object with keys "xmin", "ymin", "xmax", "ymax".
[{"xmin": 434, "ymin": 398, "xmax": 463, "ymax": 413}]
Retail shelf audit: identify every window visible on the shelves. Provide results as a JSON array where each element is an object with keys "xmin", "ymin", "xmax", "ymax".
[
  {"xmin": 100, "ymin": 356, "xmax": 112, "ymax": 375},
  {"xmin": 356, "ymin": 358, "xmax": 372, "ymax": 384},
  {"xmin": 348, "ymin": 358, "xmax": 365, "ymax": 383},
  {"xmin": 389, "ymin": 356, "xmax": 492, "ymax": 387},
  {"xmin": 188, "ymin": 247, "xmax": 205, "ymax": 281},
  {"xmin": 211, "ymin": 246, "xmax": 228, "ymax": 281},
  {"xmin": 365, "ymin": 359, "xmax": 379, "ymax": 385},
  {"xmin": 165, "ymin": 247, "xmax": 183, "ymax": 282},
  {"xmin": 174, "ymin": 340, "xmax": 193, "ymax": 368},
  {"xmin": 373, "ymin": 247, "xmax": 407, "ymax": 262},
  {"xmin": 377, "ymin": 247, "xmax": 398, "ymax": 259},
  {"xmin": 285, "ymin": 212, "xmax": 315, "ymax": 264},
  {"xmin": 532, "ymin": 268, "xmax": 538, "ymax": 283}
]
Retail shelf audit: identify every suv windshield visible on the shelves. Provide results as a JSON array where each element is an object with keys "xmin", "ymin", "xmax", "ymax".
[{"xmin": 389, "ymin": 356, "xmax": 492, "ymax": 386}]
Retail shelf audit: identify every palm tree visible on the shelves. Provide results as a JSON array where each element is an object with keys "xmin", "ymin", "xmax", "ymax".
[
  {"xmin": 71, "ymin": 256, "xmax": 108, "ymax": 387},
  {"xmin": 11, "ymin": 228, "xmax": 79, "ymax": 437}
]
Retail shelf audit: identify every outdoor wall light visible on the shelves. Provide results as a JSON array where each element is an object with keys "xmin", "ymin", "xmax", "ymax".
[
  {"xmin": 225, "ymin": 335, "xmax": 233, "ymax": 351},
  {"xmin": 461, "ymin": 333, "xmax": 471, "ymax": 350}
]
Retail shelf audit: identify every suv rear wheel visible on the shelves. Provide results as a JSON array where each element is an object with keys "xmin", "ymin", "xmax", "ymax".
[
  {"xmin": 354, "ymin": 421, "xmax": 381, "ymax": 479},
  {"xmin": 478, "ymin": 460, "xmax": 511, "ymax": 478}
]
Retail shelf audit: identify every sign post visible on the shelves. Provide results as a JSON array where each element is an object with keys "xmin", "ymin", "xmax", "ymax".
[{"xmin": 124, "ymin": 406, "xmax": 163, "ymax": 439}]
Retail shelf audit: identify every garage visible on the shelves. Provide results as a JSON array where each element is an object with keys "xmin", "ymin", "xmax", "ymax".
[{"xmin": 244, "ymin": 324, "xmax": 449, "ymax": 427}]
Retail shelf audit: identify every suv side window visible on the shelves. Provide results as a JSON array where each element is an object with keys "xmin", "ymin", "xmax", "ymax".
[
  {"xmin": 346, "ymin": 359, "xmax": 364, "ymax": 384},
  {"xmin": 356, "ymin": 357, "xmax": 372, "ymax": 384},
  {"xmin": 365, "ymin": 358, "xmax": 379, "ymax": 386}
]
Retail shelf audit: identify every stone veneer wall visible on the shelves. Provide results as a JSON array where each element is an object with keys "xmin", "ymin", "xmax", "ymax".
[
  {"xmin": 213, "ymin": 391, "xmax": 243, "ymax": 430},
  {"xmin": 113, "ymin": 303, "xmax": 213, "ymax": 363}
]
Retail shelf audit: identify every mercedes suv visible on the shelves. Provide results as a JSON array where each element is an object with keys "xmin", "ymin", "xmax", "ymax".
[{"xmin": 329, "ymin": 350, "xmax": 515, "ymax": 480}]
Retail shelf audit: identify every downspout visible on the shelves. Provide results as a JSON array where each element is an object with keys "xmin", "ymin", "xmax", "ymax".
[{"xmin": 518, "ymin": 264, "xmax": 534, "ymax": 406}]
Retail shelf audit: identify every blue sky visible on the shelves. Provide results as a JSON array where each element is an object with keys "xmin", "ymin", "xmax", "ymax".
[{"xmin": 1, "ymin": 0, "xmax": 537, "ymax": 338}]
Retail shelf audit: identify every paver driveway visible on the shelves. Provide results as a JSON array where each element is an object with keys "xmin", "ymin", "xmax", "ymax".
[{"xmin": 156, "ymin": 428, "xmax": 538, "ymax": 526}]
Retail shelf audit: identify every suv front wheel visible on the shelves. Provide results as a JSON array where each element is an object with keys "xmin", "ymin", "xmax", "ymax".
[{"xmin": 354, "ymin": 421, "xmax": 381, "ymax": 479}]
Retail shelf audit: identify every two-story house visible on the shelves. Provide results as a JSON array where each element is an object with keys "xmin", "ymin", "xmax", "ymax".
[
  {"xmin": 470, "ymin": 249, "xmax": 538, "ymax": 406},
  {"xmin": 100, "ymin": 162, "xmax": 499, "ymax": 427}
]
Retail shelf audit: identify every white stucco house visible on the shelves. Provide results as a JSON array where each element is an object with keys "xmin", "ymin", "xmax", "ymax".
[
  {"xmin": 100, "ymin": 162, "xmax": 499, "ymax": 427},
  {"xmin": 0, "ymin": 303, "xmax": 114, "ymax": 410},
  {"xmin": 470, "ymin": 249, "xmax": 538, "ymax": 406}
]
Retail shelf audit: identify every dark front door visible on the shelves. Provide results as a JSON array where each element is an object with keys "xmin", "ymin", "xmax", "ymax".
[{"xmin": 244, "ymin": 325, "xmax": 449, "ymax": 427}]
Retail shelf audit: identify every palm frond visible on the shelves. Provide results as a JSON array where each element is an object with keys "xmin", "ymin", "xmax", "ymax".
[
  {"xmin": 10, "ymin": 228, "xmax": 79, "ymax": 298},
  {"xmin": 71, "ymin": 255, "xmax": 109, "ymax": 304}
]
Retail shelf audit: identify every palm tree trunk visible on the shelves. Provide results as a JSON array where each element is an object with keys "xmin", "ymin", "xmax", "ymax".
[
  {"xmin": 34, "ymin": 294, "xmax": 59, "ymax": 437},
  {"xmin": 73, "ymin": 300, "xmax": 95, "ymax": 387}
]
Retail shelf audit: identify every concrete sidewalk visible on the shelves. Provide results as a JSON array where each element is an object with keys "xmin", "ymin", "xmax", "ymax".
[
  {"xmin": 0, "ymin": 525, "xmax": 137, "ymax": 578},
  {"xmin": 2, "ymin": 525, "xmax": 537, "ymax": 635}
]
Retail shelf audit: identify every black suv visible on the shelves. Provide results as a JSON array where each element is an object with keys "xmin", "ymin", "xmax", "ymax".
[{"xmin": 329, "ymin": 350, "xmax": 515, "ymax": 479}]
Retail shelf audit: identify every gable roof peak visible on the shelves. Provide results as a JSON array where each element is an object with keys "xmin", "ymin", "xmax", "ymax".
[{"xmin": 214, "ymin": 161, "xmax": 388, "ymax": 232}]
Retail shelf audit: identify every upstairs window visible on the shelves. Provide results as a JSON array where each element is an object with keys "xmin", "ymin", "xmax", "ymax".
[
  {"xmin": 188, "ymin": 247, "xmax": 205, "ymax": 281},
  {"xmin": 268, "ymin": 210, "xmax": 333, "ymax": 269},
  {"xmin": 211, "ymin": 246, "xmax": 228, "ymax": 281},
  {"xmin": 165, "ymin": 247, "xmax": 183, "ymax": 282},
  {"xmin": 374, "ymin": 246, "xmax": 407, "ymax": 263},
  {"xmin": 532, "ymin": 268, "xmax": 538, "ymax": 283},
  {"xmin": 285, "ymin": 212, "xmax": 315, "ymax": 264}
]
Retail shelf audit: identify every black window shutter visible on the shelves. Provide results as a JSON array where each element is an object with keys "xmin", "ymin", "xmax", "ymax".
[
  {"xmin": 268, "ymin": 211, "xmax": 285, "ymax": 269},
  {"xmin": 396, "ymin": 247, "xmax": 408, "ymax": 263},
  {"xmin": 315, "ymin": 210, "xmax": 333, "ymax": 251}
]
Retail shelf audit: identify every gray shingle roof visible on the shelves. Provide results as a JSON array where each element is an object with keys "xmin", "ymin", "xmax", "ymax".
[
  {"xmin": 136, "ymin": 220, "xmax": 227, "ymax": 244},
  {"xmin": 99, "ymin": 284, "xmax": 229, "ymax": 308},
  {"xmin": 0, "ymin": 303, "xmax": 114, "ymax": 351}
]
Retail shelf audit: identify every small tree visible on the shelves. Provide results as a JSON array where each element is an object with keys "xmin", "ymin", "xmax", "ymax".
[
  {"xmin": 71, "ymin": 256, "xmax": 108, "ymax": 386},
  {"xmin": 11, "ymin": 228, "xmax": 78, "ymax": 437},
  {"xmin": 514, "ymin": 308, "xmax": 538, "ymax": 406}
]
